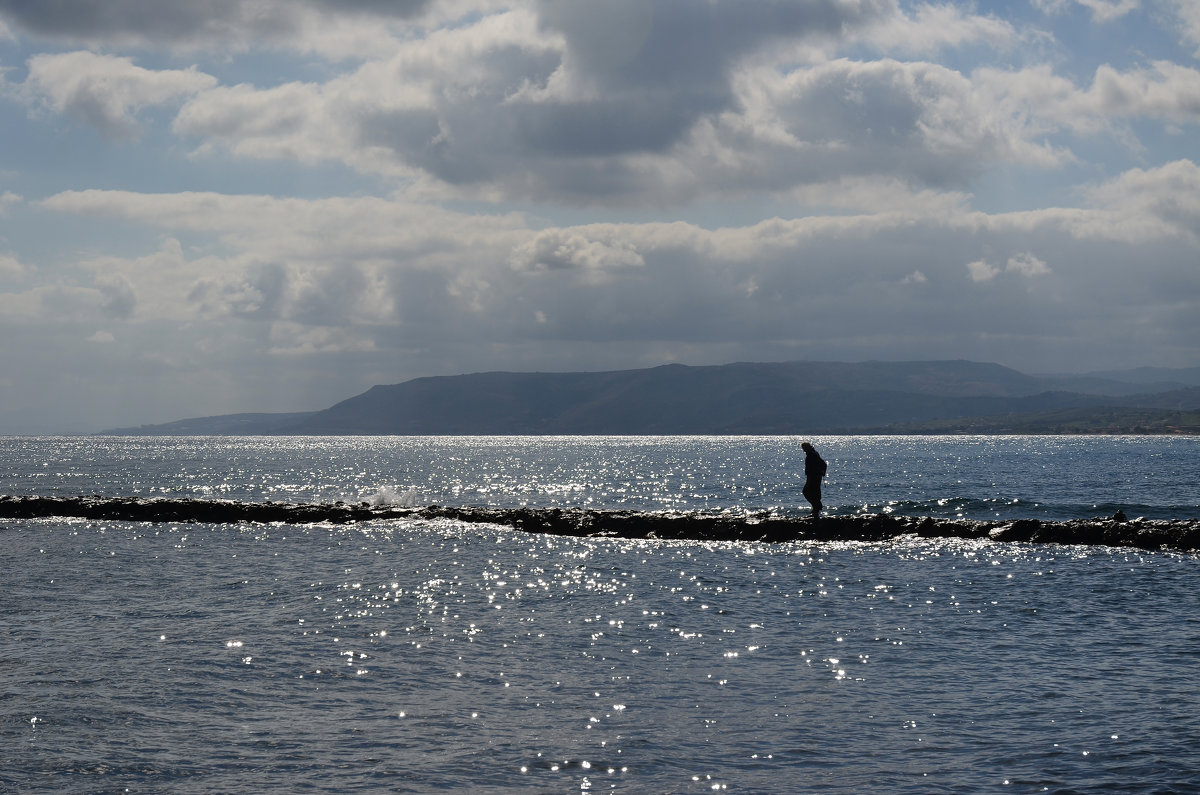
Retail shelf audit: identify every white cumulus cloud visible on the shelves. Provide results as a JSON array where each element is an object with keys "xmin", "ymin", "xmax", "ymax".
[
  {"xmin": 23, "ymin": 51, "xmax": 216, "ymax": 138},
  {"xmin": 967, "ymin": 260, "xmax": 1000, "ymax": 282},
  {"xmin": 1006, "ymin": 253, "xmax": 1051, "ymax": 277},
  {"xmin": 509, "ymin": 229, "xmax": 645, "ymax": 272}
]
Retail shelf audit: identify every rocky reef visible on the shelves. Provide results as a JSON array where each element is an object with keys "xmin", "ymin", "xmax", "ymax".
[{"xmin": 2, "ymin": 495, "xmax": 1196, "ymax": 552}]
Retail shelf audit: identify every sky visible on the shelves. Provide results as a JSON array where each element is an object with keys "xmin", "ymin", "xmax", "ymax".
[{"xmin": 1, "ymin": 0, "xmax": 1199, "ymax": 433}]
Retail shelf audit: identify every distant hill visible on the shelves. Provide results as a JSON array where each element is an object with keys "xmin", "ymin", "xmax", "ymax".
[
  {"xmin": 1079, "ymin": 366, "xmax": 1200, "ymax": 388},
  {"xmin": 97, "ymin": 360, "xmax": 1200, "ymax": 436},
  {"xmin": 101, "ymin": 412, "xmax": 318, "ymax": 436},
  {"xmin": 1034, "ymin": 368, "xmax": 1200, "ymax": 396},
  {"xmin": 873, "ymin": 405, "xmax": 1200, "ymax": 435}
]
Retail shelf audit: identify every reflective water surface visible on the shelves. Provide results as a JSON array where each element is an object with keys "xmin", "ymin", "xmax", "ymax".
[
  {"xmin": 3, "ymin": 434, "xmax": 1198, "ymax": 519},
  {"xmin": 2, "ymin": 437, "xmax": 1198, "ymax": 792},
  {"xmin": 5, "ymin": 518, "xmax": 1199, "ymax": 793}
]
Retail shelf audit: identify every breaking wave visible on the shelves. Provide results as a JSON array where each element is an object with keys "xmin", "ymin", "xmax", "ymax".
[{"xmin": 366, "ymin": 486, "xmax": 421, "ymax": 507}]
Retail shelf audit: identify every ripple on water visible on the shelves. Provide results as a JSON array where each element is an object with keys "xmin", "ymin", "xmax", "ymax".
[{"xmin": 3, "ymin": 516, "xmax": 1199, "ymax": 792}]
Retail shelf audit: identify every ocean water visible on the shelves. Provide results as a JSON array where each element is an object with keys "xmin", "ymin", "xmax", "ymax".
[
  {"xmin": 3, "ymin": 435, "xmax": 1199, "ymax": 793},
  {"xmin": 5, "ymin": 434, "xmax": 1198, "ymax": 520}
]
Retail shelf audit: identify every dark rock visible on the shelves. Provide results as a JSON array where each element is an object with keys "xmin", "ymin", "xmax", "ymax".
[{"xmin": 0, "ymin": 495, "xmax": 1196, "ymax": 552}]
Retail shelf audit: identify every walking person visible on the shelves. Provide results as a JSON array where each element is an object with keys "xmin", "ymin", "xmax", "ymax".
[{"xmin": 801, "ymin": 442, "xmax": 827, "ymax": 518}]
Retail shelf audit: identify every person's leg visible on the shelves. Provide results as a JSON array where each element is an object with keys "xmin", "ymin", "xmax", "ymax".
[{"xmin": 803, "ymin": 480, "xmax": 820, "ymax": 517}]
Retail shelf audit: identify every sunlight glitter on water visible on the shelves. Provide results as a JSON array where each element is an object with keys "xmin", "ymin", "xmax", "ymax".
[
  {"xmin": 4, "ymin": 434, "xmax": 1199, "ymax": 792},
  {"xmin": 9, "ymin": 435, "xmax": 1198, "ymax": 519}
]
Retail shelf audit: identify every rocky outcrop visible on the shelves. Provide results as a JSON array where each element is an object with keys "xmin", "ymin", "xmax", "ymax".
[{"xmin": 2, "ymin": 495, "xmax": 1196, "ymax": 552}]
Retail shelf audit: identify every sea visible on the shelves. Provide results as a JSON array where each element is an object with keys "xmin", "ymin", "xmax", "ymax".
[{"xmin": 2, "ymin": 434, "xmax": 1198, "ymax": 794}]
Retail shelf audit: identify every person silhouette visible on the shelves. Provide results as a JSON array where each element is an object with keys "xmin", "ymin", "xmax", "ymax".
[{"xmin": 800, "ymin": 442, "xmax": 827, "ymax": 518}]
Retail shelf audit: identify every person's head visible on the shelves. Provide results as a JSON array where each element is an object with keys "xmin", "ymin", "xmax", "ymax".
[{"xmin": 801, "ymin": 442, "xmax": 813, "ymax": 453}]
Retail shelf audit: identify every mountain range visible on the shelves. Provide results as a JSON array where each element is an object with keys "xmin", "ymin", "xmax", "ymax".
[{"xmin": 99, "ymin": 360, "xmax": 1200, "ymax": 435}]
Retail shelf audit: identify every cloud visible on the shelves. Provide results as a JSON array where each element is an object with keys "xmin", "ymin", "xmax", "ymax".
[
  {"xmin": 16, "ymin": 154, "xmax": 1199, "ymax": 427},
  {"xmin": 1032, "ymin": 0, "xmax": 1139, "ymax": 23},
  {"xmin": 23, "ymin": 51, "xmax": 216, "ymax": 138},
  {"xmin": 0, "ymin": 254, "xmax": 27, "ymax": 278},
  {"xmin": 1171, "ymin": 0, "xmax": 1200, "ymax": 56},
  {"xmin": 0, "ymin": 0, "xmax": 433, "ymax": 54},
  {"xmin": 87, "ymin": 330, "xmax": 115, "ymax": 343},
  {"xmin": 39, "ymin": 190, "xmax": 530, "ymax": 331},
  {"xmin": 967, "ymin": 259, "xmax": 1000, "ymax": 282},
  {"xmin": 1005, "ymin": 252, "xmax": 1051, "ymax": 277},
  {"xmin": 267, "ymin": 322, "xmax": 377, "ymax": 356},
  {"xmin": 1084, "ymin": 62, "xmax": 1200, "ymax": 125},
  {"xmin": 190, "ymin": 261, "xmax": 390, "ymax": 329},
  {"xmin": 40, "ymin": 189, "xmax": 530, "ymax": 267},
  {"xmin": 1082, "ymin": 158, "xmax": 1200, "ymax": 242},
  {"xmin": 723, "ymin": 57, "xmax": 1065, "ymax": 189},
  {"xmin": 534, "ymin": 0, "xmax": 887, "ymax": 94},
  {"xmin": 0, "ymin": 283, "xmax": 114, "ymax": 321},
  {"xmin": 3, "ymin": 1, "xmax": 1198, "ymax": 432},
  {"xmin": 784, "ymin": 177, "xmax": 971, "ymax": 215},
  {"xmin": 175, "ymin": 81, "xmax": 340, "ymax": 162},
  {"xmin": 508, "ymin": 228, "xmax": 645, "ymax": 273},
  {"xmin": 157, "ymin": 11, "xmax": 1200, "ymax": 208},
  {"xmin": 858, "ymin": 2, "xmax": 1016, "ymax": 55},
  {"xmin": 173, "ymin": 9, "xmax": 557, "ymax": 177},
  {"xmin": 1078, "ymin": 0, "xmax": 1139, "ymax": 20},
  {"xmin": 95, "ymin": 272, "xmax": 137, "ymax": 318},
  {"xmin": 968, "ymin": 60, "xmax": 1200, "ymax": 151},
  {"xmin": 173, "ymin": 47, "xmax": 1075, "ymax": 205},
  {"xmin": 0, "ymin": 203, "xmax": 30, "ymax": 281},
  {"xmin": 169, "ymin": 4, "xmax": 1019, "ymax": 202},
  {"xmin": 189, "ymin": 262, "xmax": 290, "ymax": 321}
]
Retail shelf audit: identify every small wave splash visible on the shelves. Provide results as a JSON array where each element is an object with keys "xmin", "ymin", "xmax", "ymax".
[
  {"xmin": 852, "ymin": 497, "xmax": 1194, "ymax": 522},
  {"xmin": 366, "ymin": 486, "xmax": 421, "ymax": 507},
  {"xmin": 2, "ymin": 495, "xmax": 1197, "ymax": 552}
]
